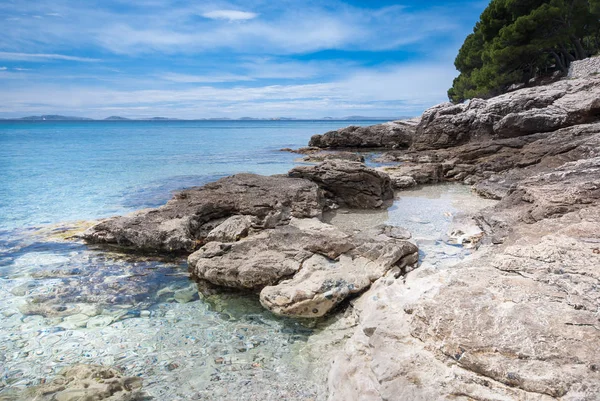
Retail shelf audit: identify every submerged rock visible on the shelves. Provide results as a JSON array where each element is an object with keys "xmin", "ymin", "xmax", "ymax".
[
  {"xmin": 21, "ymin": 364, "xmax": 143, "ymax": 401},
  {"xmin": 289, "ymin": 160, "xmax": 394, "ymax": 208},
  {"xmin": 81, "ymin": 173, "xmax": 324, "ymax": 252},
  {"xmin": 308, "ymin": 119, "xmax": 419, "ymax": 149}
]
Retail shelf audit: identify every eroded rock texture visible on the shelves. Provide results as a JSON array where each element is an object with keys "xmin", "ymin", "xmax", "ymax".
[
  {"xmin": 20, "ymin": 364, "xmax": 144, "ymax": 401},
  {"xmin": 82, "ymin": 173, "xmax": 324, "ymax": 252},
  {"xmin": 324, "ymin": 74, "xmax": 600, "ymax": 401},
  {"xmin": 413, "ymin": 76, "xmax": 600, "ymax": 150},
  {"xmin": 308, "ymin": 119, "xmax": 419, "ymax": 149},
  {"xmin": 188, "ymin": 218, "xmax": 418, "ymax": 317},
  {"xmin": 289, "ymin": 160, "xmax": 394, "ymax": 208}
]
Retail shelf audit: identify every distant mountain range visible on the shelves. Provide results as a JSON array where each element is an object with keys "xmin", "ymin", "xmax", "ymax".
[{"xmin": 0, "ymin": 115, "xmax": 408, "ymax": 121}]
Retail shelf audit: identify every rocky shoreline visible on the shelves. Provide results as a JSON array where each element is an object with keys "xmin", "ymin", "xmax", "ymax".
[{"xmin": 79, "ymin": 69, "xmax": 600, "ymax": 400}]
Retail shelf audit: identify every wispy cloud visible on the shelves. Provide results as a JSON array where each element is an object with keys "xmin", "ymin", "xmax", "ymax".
[
  {"xmin": 0, "ymin": 66, "xmax": 6, "ymax": 70},
  {"xmin": 160, "ymin": 72, "xmax": 253, "ymax": 83},
  {"xmin": 202, "ymin": 10, "xmax": 258, "ymax": 21},
  {"xmin": 0, "ymin": 52, "xmax": 99, "ymax": 62},
  {"xmin": 0, "ymin": 62, "xmax": 456, "ymax": 118}
]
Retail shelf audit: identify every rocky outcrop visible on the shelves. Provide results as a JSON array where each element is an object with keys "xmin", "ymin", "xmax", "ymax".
[
  {"xmin": 289, "ymin": 160, "xmax": 394, "ymax": 208},
  {"xmin": 308, "ymin": 119, "xmax": 419, "ymax": 149},
  {"xmin": 260, "ymin": 225, "xmax": 417, "ymax": 317},
  {"xmin": 413, "ymin": 76, "xmax": 600, "ymax": 150},
  {"xmin": 321, "ymin": 72, "xmax": 600, "ymax": 401},
  {"xmin": 328, "ymin": 204, "xmax": 600, "ymax": 401},
  {"xmin": 188, "ymin": 218, "xmax": 418, "ymax": 317},
  {"xmin": 20, "ymin": 364, "xmax": 143, "ymax": 400},
  {"xmin": 81, "ymin": 173, "xmax": 324, "ymax": 253}
]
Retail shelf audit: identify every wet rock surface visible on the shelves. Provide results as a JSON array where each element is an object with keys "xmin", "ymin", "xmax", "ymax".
[{"xmin": 308, "ymin": 119, "xmax": 419, "ymax": 149}]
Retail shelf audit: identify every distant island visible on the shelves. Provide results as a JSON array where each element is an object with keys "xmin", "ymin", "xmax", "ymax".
[{"xmin": 1, "ymin": 115, "xmax": 408, "ymax": 121}]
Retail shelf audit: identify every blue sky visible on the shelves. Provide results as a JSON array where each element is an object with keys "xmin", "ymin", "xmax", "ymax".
[{"xmin": 0, "ymin": 0, "xmax": 486, "ymax": 119}]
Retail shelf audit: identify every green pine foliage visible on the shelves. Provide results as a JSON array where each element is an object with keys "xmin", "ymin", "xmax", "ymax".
[{"xmin": 449, "ymin": 0, "xmax": 600, "ymax": 103}]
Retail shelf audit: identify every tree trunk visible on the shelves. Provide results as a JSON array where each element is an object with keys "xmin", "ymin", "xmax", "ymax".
[
  {"xmin": 551, "ymin": 51, "xmax": 568, "ymax": 74},
  {"xmin": 571, "ymin": 37, "xmax": 587, "ymax": 60}
]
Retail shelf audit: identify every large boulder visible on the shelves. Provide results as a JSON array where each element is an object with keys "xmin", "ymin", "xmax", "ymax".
[
  {"xmin": 188, "ymin": 218, "xmax": 418, "ymax": 317},
  {"xmin": 289, "ymin": 160, "xmax": 394, "ymax": 208},
  {"xmin": 188, "ymin": 218, "xmax": 353, "ymax": 290},
  {"xmin": 82, "ymin": 174, "xmax": 324, "ymax": 253},
  {"xmin": 308, "ymin": 119, "xmax": 419, "ymax": 149},
  {"xmin": 260, "ymin": 225, "xmax": 418, "ymax": 318},
  {"xmin": 413, "ymin": 76, "xmax": 600, "ymax": 150}
]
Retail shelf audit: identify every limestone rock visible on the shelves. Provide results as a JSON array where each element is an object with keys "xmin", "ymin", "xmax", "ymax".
[
  {"xmin": 413, "ymin": 76, "xmax": 600, "ymax": 150},
  {"xmin": 259, "ymin": 224, "xmax": 418, "ymax": 317},
  {"xmin": 308, "ymin": 119, "xmax": 419, "ymax": 149},
  {"xmin": 378, "ymin": 163, "xmax": 443, "ymax": 189},
  {"xmin": 328, "ymin": 206, "xmax": 600, "ymax": 401},
  {"xmin": 289, "ymin": 160, "xmax": 394, "ymax": 208},
  {"xmin": 81, "ymin": 174, "xmax": 324, "ymax": 252},
  {"xmin": 206, "ymin": 215, "xmax": 256, "ymax": 242},
  {"xmin": 301, "ymin": 151, "xmax": 365, "ymax": 163},
  {"xmin": 188, "ymin": 218, "xmax": 352, "ymax": 290},
  {"xmin": 189, "ymin": 218, "xmax": 418, "ymax": 317}
]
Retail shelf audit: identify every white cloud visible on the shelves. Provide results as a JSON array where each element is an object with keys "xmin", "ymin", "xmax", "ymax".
[
  {"xmin": 202, "ymin": 10, "xmax": 258, "ymax": 21},
  {"xmin": 160, "ymin": 72, "xmax": 252, "ymax": 83},
  {"xmin": 0, "ymin": 62, "xmax": 455, "ymax": 118},
  {"xmin": 0, "ymin": 66, "xmax": 6, "ymax": 70},
  {"xmin": 0, "ymin": 52, "xmax": 99, "ymax": 62}
]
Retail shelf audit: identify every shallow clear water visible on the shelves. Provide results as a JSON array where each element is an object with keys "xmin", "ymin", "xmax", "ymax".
[
  {"xmin": 0, "ymin": 120, "xmax": 383, "ymax": 230},
  {"xmin": 0, "ymin": 120, "xmax": 380, "ymax": 399},
  {"xmin": 0, "ymin": 121, "xmax": 496, "ymax": 400},
  {"xmin": 327, "ymin": 184, "xmax": 498, "ymax": 269}
]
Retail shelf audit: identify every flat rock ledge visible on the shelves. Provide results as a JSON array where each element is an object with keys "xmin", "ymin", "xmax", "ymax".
[
  {"xmin": 188, "ymin": 218, "xmax": 418, "ymax": 317},
  {"xmin": 82, "ymin": 162, "xmax": 394, "ymax": 253}
]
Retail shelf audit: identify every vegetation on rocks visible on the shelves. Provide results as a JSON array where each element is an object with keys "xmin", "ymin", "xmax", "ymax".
[{"xmin": 449, "ymin": 0, "xmax": 600, "ymax": 102}]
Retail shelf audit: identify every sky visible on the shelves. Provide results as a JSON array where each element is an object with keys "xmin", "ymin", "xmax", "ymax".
[{"xmin": 0, "ymin": 0, "xmax": 487, "ymax": 119}]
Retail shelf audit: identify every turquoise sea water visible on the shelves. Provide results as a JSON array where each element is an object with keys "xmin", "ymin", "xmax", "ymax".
[
  {"xmin": 0, "ymin": 120, "xmax": 384, "ymax": 399},
  {"xmin": 0, "ymin": 120, "xmax": 383, "ymax": 230}
]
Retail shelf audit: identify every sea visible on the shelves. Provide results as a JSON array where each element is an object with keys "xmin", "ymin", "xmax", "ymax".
[{"xmin": 0, "ymin": 120, "xmax": 496, "ymax": 400}]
